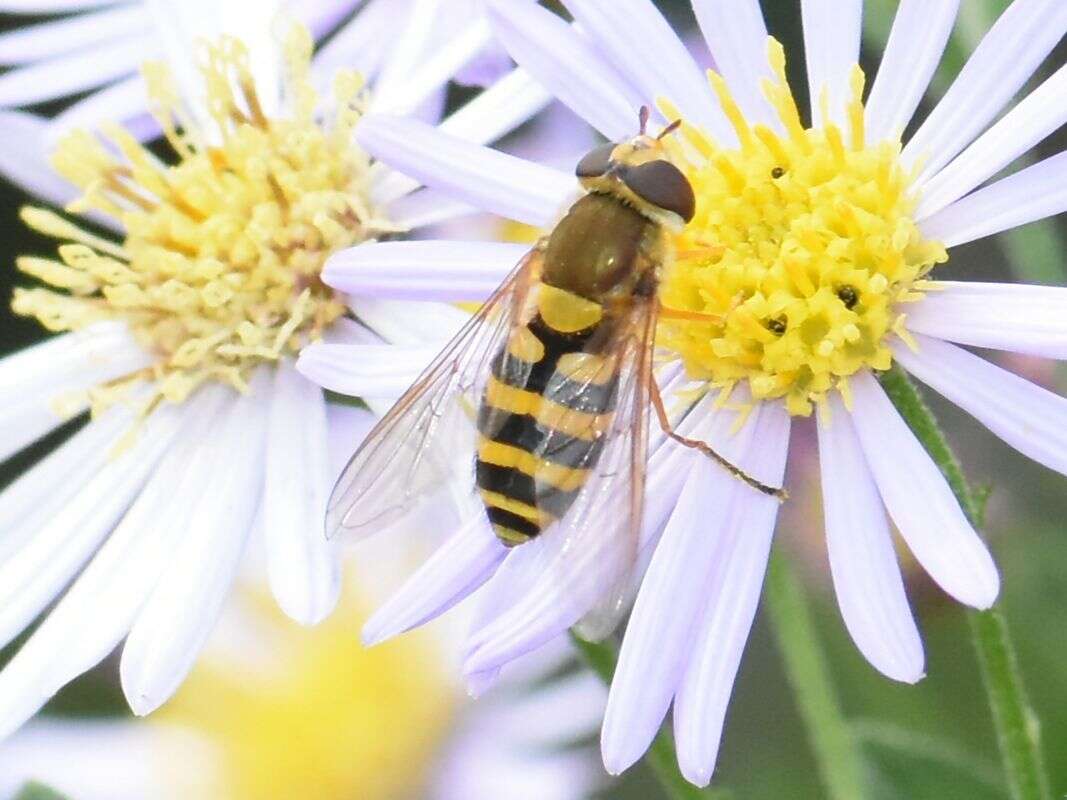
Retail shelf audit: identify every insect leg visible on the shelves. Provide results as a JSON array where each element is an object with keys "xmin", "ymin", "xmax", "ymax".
[
  {"xmin": 649, "ymin": 377, "xmax": 788, "ymax": 501},
  {"xmin": 656, "ymin": 302, "xmax": 725, "ymax": 324}
]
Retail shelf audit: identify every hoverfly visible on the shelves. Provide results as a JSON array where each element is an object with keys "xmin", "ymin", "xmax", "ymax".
[{"xmin": 328, "ymin": 108, "xmax": 783, "ymax": 635}]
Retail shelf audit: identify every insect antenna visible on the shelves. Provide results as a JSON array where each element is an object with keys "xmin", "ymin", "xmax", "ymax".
[
  {"xmin": 638, "ymin": 105, "xmax": 650, "ymax": 135},
  {"xmin": 657, "ymin": 118, "xmax": 683, "ymax": 140}
]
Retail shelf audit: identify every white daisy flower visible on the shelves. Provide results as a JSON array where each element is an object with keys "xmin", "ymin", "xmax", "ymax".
[
  {"xmin": 0, "ymin": 0, "xmax": 552, "ymax": 737},
  {"xmin": 298, "ymin": 0, "xmax": 1067, "ymax": 785},
  {"xmin": 0, "ymin": 582, "xmax": 607, "ymax": 800}
]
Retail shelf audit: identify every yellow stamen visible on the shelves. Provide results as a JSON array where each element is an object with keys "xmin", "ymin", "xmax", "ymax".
[
  {"xmin": 659, "ymin": 38, "xmax": 947, "ymax": 416},
  {"xmin": 155, "ymin": 588, "xmax": 455, "ymax": 800},
  {"xmin": 13, "ymin": 26, "xmax": 393, "ymax": 415}
]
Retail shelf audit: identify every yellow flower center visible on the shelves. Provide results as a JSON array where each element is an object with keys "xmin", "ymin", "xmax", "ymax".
[
  {"xmin": 13, "ymin": 27, "xmax": 392, "ymax": 410},
  {"xmin": 155, "ymin": 590, "xmax": 455, "ymax": 800},
  {"xmin": 658, "ymin": 41, "xmax": 946, "ymax": 416}
]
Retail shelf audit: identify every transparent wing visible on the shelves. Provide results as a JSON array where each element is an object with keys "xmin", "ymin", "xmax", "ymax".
[
  {"xmin": 326, "ymin": 250, "xmax": 540, "ymax": 542},
  {"xmin": 536, "ymin": 295, "xmax": 657, "ymax": 641}
]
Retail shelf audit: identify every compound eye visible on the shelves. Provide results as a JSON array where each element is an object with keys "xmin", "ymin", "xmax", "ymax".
[
  {"xmin": 575, "ymin": 142, "xmax": 618, "ymax": 178},
  {"xmin": 619, "ymin": 159, "xmax": 695, "ymax": 222}
]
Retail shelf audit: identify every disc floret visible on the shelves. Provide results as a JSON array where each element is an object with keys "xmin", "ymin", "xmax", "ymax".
[
  {"xmin": 13, "ymin": 28, "xmax": 393, "ymax": 410},
  {"xmin": 658, "ymin": 41, "xmax": 946, "ymax": 416},
  {"xmin": 156, "ymin": 596, "xmax": 454, "ymax": 800}
]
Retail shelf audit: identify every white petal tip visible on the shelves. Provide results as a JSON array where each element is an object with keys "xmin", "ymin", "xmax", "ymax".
[
  {"xmin": 460, "ymin": 646, "xmax": 500, "ymax": 676},
  {"xmin": 600, "ymin": 744, "xmax": 644, "ymax": 779},
  {"xmin": 124, "ymin": 691, "xmax": 160, "ymax": 718},
  {"xmin": 678, "ymin": 764, "xmax": 713, "ymax": 787},
  {"xmin": 360, "ymin": 621, "xmax": 394, "ymax": 648},
  {"xmin": 279, "ymin": 603, "xmax": 333, "ymax": 628},
  {"xmin": 884, "ymin": 664, "xmax": 926, "ymax": 685},
  {"xmin": 320, "ymin": 257, "xmax": 348, "ymax": 290},
  {"xmin": 464, "ymin": 679, "xmax": 490, "ymax": 699},
  {"xmin": 688, "ymin": 776, "xmax": 713, "ymax": 789},
  {"xmin": 959, "ymin": 572, "xmax": 1001, "ymax": 611}
]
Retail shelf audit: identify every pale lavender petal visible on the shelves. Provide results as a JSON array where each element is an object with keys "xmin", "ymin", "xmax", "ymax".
[
  {"xmin": 387, "ymin": 188, "xmax": 479, "ymax": 230},
  {"xmin": 437, "ymin": 66, "xmax": 553, "ymax": 147},
  {"xmin": 323, "ymin": 316, "xmax": 379, "ymax": 346},
  {"xmin": 801, "ymin": 0, "xmax": 862, "ymax": 128},
  {"xmin": 0, "ymin": 387, "xmax": 227, "ymax": 738},
  {"xmin": 373, "ymin": 0, "xmax": 446, "ymax": 100},
  {"xmin": 352, "ymin": 296, "xmax": 468, "ymax": 345},
  {"xmin": 0, "ymin": 720, "xmax": 183, "ymax": 800},
  {"xmin": 864, "ymin": 0, "xmax": 959, "ymax": 142},
  {"xmin": 904, "ymin": 281, "xmax": 1067, "ymax": 360},
  {"xmin": 0, "ymin": 35, "xmax": 145, "ymax": 106},
  {"xmin": 453, "ymin": 38, "xmax": 513, "ymax": 88},
  {"xmin": 0, "ymin": 0, "xmax": 120, "ymax": 12},
  {"xmin": 47, "ymin": 76, "xmax": 150, "ymax": 144},
  {"xmin": 262, "ymin": 363, "xmax": 339, "ymax": 626},
  {"xmin": 903, "ymin": 0, "xmax": 1067, "ymax": 183},
  {"xmin": 919, "ymin": 151, "xmax": 1067, "ymax": 247},
  {"xmin": 0, "ymin": 111, "xmax": 85, "ymax": 210},
  {"xmin": 120, "ymin": 377, "xmax": 269, "ymax": 715},
  {"xmin": 0, "ymin": 323, "xmax": 142, "ymax": 393},
  {"xmin": 819, "ymin": 393, "xmax": 924, "ymax": 683},
  {"xmin": 141, "ymin": 0, "xmax": 209, "ymax": 128},
  {"xmin": 849, "ymin": 370, "xmax": 999, "ymax": 609},
  {"xmin": 917, "ymin": 64, "xmax": 1067, "ymax": 219},
  {"xmin": 562, "ymin": 0, "xmax": 728, "ymax": 140},
  {"xmin": 325, "ymin": 401, "xmax": 377, "ymax": 478},
  {"xmin": 216, "ymin": 0, "xmax": 283, "ymax": 110},
  {"xmin": 296, "ymin": 342, "xmax": 434, "ymax": 398},
  {"xmin": 0, "ymin": 401, "xmax": 182, "ymax": 651},
  {"xmin": 673, "ymin": 402, "xmax": 791, "ymax": 787},
  {"xmin": 435, "ymin": 739, "xmax": 602, "ymax": 800},
  {"xmin": 894, "ymin": 334, "xmax": 1067, "ymax": 478},
  {"xmin": 361, "ymin": 115, "xmax": 575, "ymax": 224},
  {"xmin": 463, "ymin": 442, "xmax": 679, "ymax": 676},
  {"xmin": 324, "ymin": 240, "xmax": 524, "ymax": 301},
  {"xmin": 475, "ymin": 669, "xmax": 607, "ymax": 747},
  {"xmin": 691, "ymin": 0, "xmax": 777, "ymax": 127},
  {"xmin": 311, "ymin": 0, "xmax": 401, "ymax": 86},
  {"xmin": 602, "ymin": 402, "xmax": 767, "ymax": 776},
  {"xmin": 464, "ymin": 533, "xmax": 560, "ymax": 676},
  {"xmin": 362, "ymin": 516, "xmax": 508, "ymax": 645},
  {"xmin": 0, "ymin": 393, "xmax": 140, "ymax": 565},
  {"xmin": 464, "ymin": 667, "xmax": 502, "ymax": 699},
  {"xmin": 486, "ymin": 0, "xmax": 639, "ymax": 140},
  {"xmin": 0, "ymin": 4, "xmax": 146, "ymax": 64},
  {"xmin": 0, "ymin": 322, "xmax": 150, "ymax": 462},
  {"xmin": 291, "ymin": 0, "xmax": 364, "ymax": 39},
  {"xmin": 370, "ymin": 16, "xmax": 492, "ymax": 118}
]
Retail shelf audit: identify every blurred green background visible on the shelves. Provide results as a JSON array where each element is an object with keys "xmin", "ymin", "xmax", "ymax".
[{"xmin": 0, "ymin": 1, "xmax": 1064, "ymax": 798}]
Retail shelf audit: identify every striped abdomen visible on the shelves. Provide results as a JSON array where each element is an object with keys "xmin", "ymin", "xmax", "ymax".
[{"xmin": 475, "ymin": 302, "xmax": 619, "ymax": 546}]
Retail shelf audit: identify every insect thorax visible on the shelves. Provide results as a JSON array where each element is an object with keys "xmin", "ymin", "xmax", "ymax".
[{"xmin": 541, "ymin": 192, "xmax": 660, "ymax": 303}]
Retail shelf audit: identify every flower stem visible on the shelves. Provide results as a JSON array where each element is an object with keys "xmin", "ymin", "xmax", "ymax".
[
  {"xmin": 569, "ymin": 633, "xmax": 730, "ymax": 800},
  {"xmin": 879, "ymin": 365, "xmax": 1052, "ymax": 800},
  {"xmin": 764, "ymin": 550, "xmax": 868, "ymax": 800}
]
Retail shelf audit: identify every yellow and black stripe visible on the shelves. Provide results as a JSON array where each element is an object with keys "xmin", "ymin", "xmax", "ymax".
[{"xmin": 476, "ymin": 298, "xmax": 619, "ymax": 547}]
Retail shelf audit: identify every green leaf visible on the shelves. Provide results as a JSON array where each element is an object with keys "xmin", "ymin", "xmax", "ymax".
[
  {"xmin": 855, "ymin": 719, "xmax": 1005, "ymax": 799},
  {"xmin": 999, "ymin": 222, "xmax": 1067, "ymax": 287},
  {"xmin": 324, "ymin": 391, "xmax": 369, "ymax": 410},
  {"xmin": 765, "ymin": 552, "xmax": 869, "ymax": 800},
  {"xmin": 14, "ymin": 782, "xmax": 72, "ymax": 800}
]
